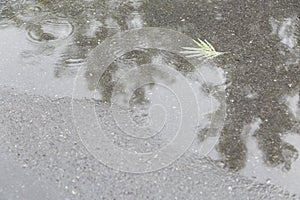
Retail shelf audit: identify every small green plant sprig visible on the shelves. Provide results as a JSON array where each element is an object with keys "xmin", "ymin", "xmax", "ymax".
[{"xmin": 180, "ymin": 38, "xmax": 228, "ymax": 59}]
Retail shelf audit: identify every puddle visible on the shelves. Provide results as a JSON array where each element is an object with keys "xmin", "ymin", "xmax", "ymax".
[
  {"xmin": 242, "ymin": 121, "xmax": 300, "ymax": 196},
  {"xmin": 27, "ymin": 18, "xmax": 74, "ymax": 42},
  {"xmin": 71, "ymin": 27, "xmax": 226, "ymax": 172},
  {"xmin": 0, "ymin": 25, "xmax": 75, "ymax": 97},
  {"xmin": 1, "ymin": 0, "xmax": 300, "ymax": 198}
]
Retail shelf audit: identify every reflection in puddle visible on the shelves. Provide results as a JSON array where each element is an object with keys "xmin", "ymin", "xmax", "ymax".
[
  {"xmin": 270, "ymin": 16, "xmax": 300, "ymax": 68},
  {"xmin": 242, "ymin": 118, "xmax": 300, "ymax": 196},
  {"xmin": 76, "ymin": 33, "xmax": 226, "ymax": 156},
  {"xmin": 15, "ymin": 5, "xmax": 42, "ymax": 21},
  {"xmin": 1, "ymin": 0, "xmax": 300, "ymax": 196},
  {"xmin": 285, "ymin": 92, "xmax": 300, "ymax": 120},
  {"xmin": 27, "ymin": 18, "xmax": 74, "ymax": 42},
  {"xmin": 270, "ymin": 16, "xmax": 298, "ymax": 49}
]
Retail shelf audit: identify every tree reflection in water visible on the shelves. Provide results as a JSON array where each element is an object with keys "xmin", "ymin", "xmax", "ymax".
[{"xmin": 1, "ymin": 0, "xmax": 299, "ymax": 172}]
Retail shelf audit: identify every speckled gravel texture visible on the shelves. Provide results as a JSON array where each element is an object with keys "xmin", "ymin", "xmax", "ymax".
[{"xmin": 0, "ymin": 86, "xmax": 298, "ymax": 200}]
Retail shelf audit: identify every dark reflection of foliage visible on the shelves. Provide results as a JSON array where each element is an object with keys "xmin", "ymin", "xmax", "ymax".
[
  {"xmin": 48, "ymin": 0, "xmax": 144, "ymax": 78},
  {"xmin": 142, "ymin": 0, "xmax": 300, "ymax": 171},
  {"xmin": 92, "ymin": 49, "xmax": 194, "ymax": 104},
  {"xmin": 1, "ymin": 0, "xmax": 135, "ymax": 78}
]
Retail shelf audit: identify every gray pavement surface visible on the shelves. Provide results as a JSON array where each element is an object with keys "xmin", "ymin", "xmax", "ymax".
[{"xmin": 0, "ymin": 86, "xmax": 298, "ymax": 199}]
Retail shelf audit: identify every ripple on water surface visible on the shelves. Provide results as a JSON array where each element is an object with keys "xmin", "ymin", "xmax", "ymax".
[{"xmin": 27, "ymin": 17, "xmax": 74, "ymax": 42}]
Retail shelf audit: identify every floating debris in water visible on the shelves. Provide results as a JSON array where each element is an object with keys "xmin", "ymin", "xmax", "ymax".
[{"xmin": 180, "ymin": 38, "xmax": 228, "ymax": 60}]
